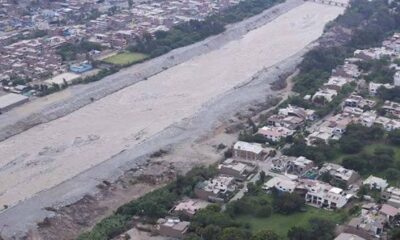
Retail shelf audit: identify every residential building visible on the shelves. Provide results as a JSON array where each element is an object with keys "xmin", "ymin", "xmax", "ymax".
[
  {"xmin": 343, "ymin": 106, "xmax": 364, "ymax": 117},
  {"xmin": 327, "ymin": 113, "xmax": 355, "ymax": 135},
  {"xmin": 382, "ymin": 187, "xmax": 400, "ymax": 208},
  {"xmin": 312, "ymin": 89, "xmax": 338, "ymax": 104},
  {"xmin": 323, "ymin": 76, "xmax": 353, "ymax": 91},
  {"xmin": 319, "ymin": 163, "xmax": 360, "ymax": 186},
  {"xmin": 363, "ymin": 175, "xmax": 388, "ymax": 191},
  {"xmin": 333, "ymin": 61, "xmax": 361, "ymax": 78},
  {"xmin": 304, "ymin": 180, "xmax": 350, "ymax": 209},
  {"xmin": 270, "ymin": 155, "xmax": 294, "ymax": 173},
  {"xmin": 394, "ymin": 71, "xmax": 400, "ymax": 86},
  {"xmin": 344, "ymin": 95, "xmax": 376, "ymax": 109},
  {"xmin": 218, "ymin": 158, "xmax": 256, "ymax": 181},
  {"xmin": 278, "ymin": 104, "xmax": 316, "ymax": 121},
  {"xmin": 354, "ymin": 47, "xmax": 393, "ymax": 60},
  {"xmin": 358, "ymin": 111, "xmax": 377, "ymax": 127},
  {"xmin": 194, "ymin": 176, "xmax": 236, "ymax": 202},
  {"xmin": 334, "ymin": 233, "xmax": 365, "ymax": 240},
  {"xmin": 382, "ymin": 100, "xmax": 400, "ymax": 118},
  {"xmin": 307, "ymin": 126, "xmax": 336, "ymax": 145},
  {"xmin": 368, "ymin": 82, "xmax": 393, "ymax": 96},
  {"xmin": 374, "ymin": 116, "xmax": 400, "ymax": 131},
  {"xmin": 170, "ymin": 199, "xmax": 209, "ymax": 218},
  {"xmin": 257, "ymin": 126, "xmax": 294, "ymax": 142},
  {"xmin": 286, "ymin": 156, "xmax": 314, "ymax": 175},
  {"xmin": 233, "ymin": 141, "xmax": 265, "ymax": 161},
  {"xmin": 347, "ymin": 214, "xmax": 385, "ymax": 238},
  {"xmin": 157, "ymin": 218, "xmax": 190, "ymax": 239},
  {"xmin": 379, "ymin": 204, "xmax": 400, "ymax": 222},
  {"xmin": 267, "ymin": 114, "xmax": 304, "ymax": 130},
  {"xmin": 264, "ymin": 176, "xmax": 298, "ymax": 193}
]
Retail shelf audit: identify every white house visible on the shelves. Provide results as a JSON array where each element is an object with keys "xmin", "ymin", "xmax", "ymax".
[
  {"xmin": 363, "ymin": 175, "xmax": 389, "ymax": 191},
  {"xmin": 394, "ymin": 71, "xmax": 400, "ymax": 86},
  {"xmin": 257, "ymin": 126, "xmax": 293, "ymax": 142},
  {"xmin": 304, "ymin": 181, "xmax": 350, "ymax": 209}
]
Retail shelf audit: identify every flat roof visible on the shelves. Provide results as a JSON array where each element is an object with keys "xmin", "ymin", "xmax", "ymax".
[
  {"xmin": 0, "ymin": 93, "xmax": 28, "ymax": 110},
  {"xmin": 45, "ymin": 72, "xmax": 80, "ymax": 85},
  {"xmin": 233, "ymin": 141, "xmax": 263, "ymax": 154}
]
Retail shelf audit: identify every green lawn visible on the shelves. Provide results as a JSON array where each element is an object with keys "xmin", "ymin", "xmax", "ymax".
[
  {"xmin": 364, "ymin": 143, "xmax": 400, "ymax": 159},
  {"xmin": 236, "ymin": 206, "xmax": 345, "ymax": 238},
  {"xmin": 103, "ymin": 52, "xmax": 148, "ymax": 65},
  {"xmin": 333, "ymin": 142, "xmax": 400, "ymax": 165}
]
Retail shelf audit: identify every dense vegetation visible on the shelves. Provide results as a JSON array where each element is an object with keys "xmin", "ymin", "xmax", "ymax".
[
  {"xmin": 358, "ymin": 57, "xmax": 396, "ymax": 84},
  {"xmin": 131, "ymin": 0, "xmax": 283, "ymax": 57},
  {"xmin": 284, "ymin": 124, "xmax": 400, "ymax": 183},
  {"xmin": 77, "ymin": 166, "xmax": 217, "ymax": 240},
  {"xmin": 56, "ymin": 41, "xmax": 103, "ymax": 61},
  {"xmin": 292, "ymin": 0, "xmax": 400, "ymax": 97},
  {"xmin": 377, "ymin": 86, "xmax": 400, "ymax": 103},
  {"xmin": 186, "ymin": 183, "xmax": 338, "ymax": 240}
]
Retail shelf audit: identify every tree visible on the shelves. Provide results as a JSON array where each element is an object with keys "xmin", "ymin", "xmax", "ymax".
[
  {"xmin": 388, "ymin": 129, "xmax": 400, "ymax": 145},
  {"xmin": 200, "ymin": 225, "xmax": 221, "ymax": 240},
  {"xmin": 308, "ymin": 218, "xmax": 336, "ymax": 240},
  {"xmin": 342, "ymin": 156, "xmax": 365, "ymax": 172},
  {"xmin": 184, "ymin": 234, "xmax": 201, "ymax": 240},
  {"xmin": 192, "ymin": 206, "xmax": 236, "ymax": 229},
  {"xmin": 339, "ymin": 137, "xmax": 363, "ymax": 154},
  {"xmin": 246, "ymin": 182, "xmax": 260, "ymax": 196},
  {"xmin": 255, "ymin": 205, "xmax": 273, "ymax": 218},
  {"xmin": 287, "ymin": 226, "xmax": 310, "ymax": 240},
  {"xmin": 273, "ymin": 192, "xmax": 304, "ymax": 214},
  {"xmin": 389, "ymin": 228, "xmax": 400, "ymax": 240},
  {"xmin": 319, "ymin": 171, "xmax": 333, "ymax": 184},
  {"xmin": 385, "ymin": 168, "xmax": 400, "ymax": 183},
  {"xmin": 251, "ymin": 230, "xmax": 280, "ymax": 240},
  {"xmin": 257, "ymin": 171, "xmax": 267, "ymax": 185},
  {"xmin": 219, "ymin": 227, "xmax": 248, "ymax": 240}
]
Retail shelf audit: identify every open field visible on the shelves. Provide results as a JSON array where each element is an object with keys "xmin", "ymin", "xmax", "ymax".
[
  {"xmin": 237, "ymin": 206, "xmax": 344, "ymax": 238},
  {"xmin": 103, "ymin": 52, "xmax": 148, "ymax": 65},
  {"xmin": 0, "ymin": 1, "xmax": 346, "ymax": 238},
  {"xmin": 334, "ymin": 143, "xmax": 400, "ymax": 166}
]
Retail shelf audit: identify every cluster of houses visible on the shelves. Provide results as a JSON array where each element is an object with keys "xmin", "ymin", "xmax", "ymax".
[
  {"xmin": 332, "ymin": 176, "xmax": 400, "ymax": 239},
  {"xmin": 234, "ymin": 35, "xmax": 400, "ymax": 151},
  {"xmin": 0, "ymin": 0, "xmax": 245, "ymax": 113},
  {"xmin": 307, "ymin": 59, "xmax": 360, "ymax": 105},
  {"xmin": 229, "ymin": 40, "xmax": 400, "ymax": 236},
  {"xmin": 257, "ymin": 104, "xmax": 316, "ymax": 142},
  {"xmin": 0, "ymin": 0, "xmax": 242, "ymax": 85},
  {"xmin": 152, "ymin": 157, "xmax": 257, "ymax": 238},
  {"xmin": 152, "ymin": 33, "xmax": 400, "ymax": 240},
  {"xmin": 0, "ymin": 37, "xmax": 66, "ymax": 84},
  {"xmin": 267, "ymin": 155, "xmax": 400, "ymax": 239},
  {"xmin": 266, "ymin": 158, "xmax": 359, "ymax": 209}
]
